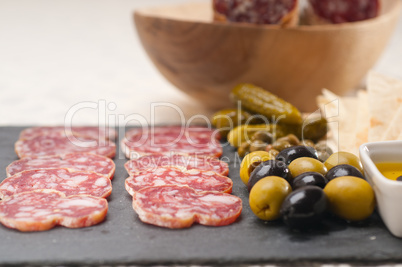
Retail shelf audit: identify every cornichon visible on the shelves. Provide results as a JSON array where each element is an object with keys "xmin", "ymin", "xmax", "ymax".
[
  {"xmin": 230, "ymin": 84, "xmax": 302, "ymax": 124},
  {"xmin": 299, "ymin": 117, "xmax": 328, "ymax": 142}
]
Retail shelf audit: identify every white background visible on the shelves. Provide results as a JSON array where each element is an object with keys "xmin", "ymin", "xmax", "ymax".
[{"xmin": 1, "ymin": 0, "xmax": 401, "ymax": 126}]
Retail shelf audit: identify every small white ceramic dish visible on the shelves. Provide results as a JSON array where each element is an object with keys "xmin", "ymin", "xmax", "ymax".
[{"xmin": 360, "ymin": 140, "xmax": 402, "ymax": 238}]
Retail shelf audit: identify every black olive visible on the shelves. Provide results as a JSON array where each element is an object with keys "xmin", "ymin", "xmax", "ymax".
[
  {"xmin": 292, "ymin": 172, "xmax": 328, "ymax": 190},
  {"xmin": 397, "ymin": 176, "xmax": 402, "ymax": 182},
  {"xmin": 276, "ymin": 145, "xmax": 318, "ymax": 165},
  {"xmin": 325, "ymin": 164, "xmax": 364, "ymax": 181},
  {"xmin": 280, "ymin": 186, "xmax": 327, "ymax": 229},
  {"xmin": 247, "ymin": 160, "xmax": 289, "ymax": 192}
]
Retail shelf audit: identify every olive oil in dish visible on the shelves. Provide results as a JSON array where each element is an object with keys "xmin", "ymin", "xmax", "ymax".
[{"xmin": 375, "ymin": 162, "xmax": 402, "ymax": 181}]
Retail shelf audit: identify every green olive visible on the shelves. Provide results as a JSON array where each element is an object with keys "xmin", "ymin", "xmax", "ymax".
[
  {"xmin": 288, "ymin": 157, "xmax": 327, "ymax": 178},
  {"xmin": 324, "ymin": 152, "xmax": 363, "ymax": 173},
  {"xmin": 315, "ymin": 140, "xmax": 332, "ymax": 153},
  {"xmin": 272, "ymin": 140, "xmax": 292, "ymax": 152},
  {"xmin": 279, "ymin": 134, "xmax": 300, "ymax": 146},
  {"xmin": 249, "ymin": 140, "xmax": 268, "ymax": 153},
  {"xmin": 238, "ymin": 142, "xmax": 250, "ymax": 158},
  {"xmin": 251, "ymin": 131, "xmax": 273, "ymax": 143},
  {"xmin": 249, "ymin": 176, "xmax": 292, "ymax": 221},
  {"xmin": 266, "ymin": 145, "xmax": 280, "ymax": 158},
  {"xmin": 227, "ymin": 124, "xmax": 289, "ymax": 148},
  {"xmin": 317, "ymin": 151, "xmax": 331, "ymax": 163},
  {"xmin": 301, "ymin": 139, "xmax": 315, "ymax": 148},
  {"xmin": 228, "ymin": 120, "xmax": 328, "ymax": 148},
  {"xmin": 314, "ymin": 140, "xmax": 333, "ymax": 162},
  {"xmin": 240, "ymin": 151, "xmax": 275, "ymax": 185},
  {"xmin": 211, "ymin": 109, "xmax": 251, "ymax": 138},
  {"xmin": 324, "ymin": 176, "xmax": 375, "ymax": 221}
]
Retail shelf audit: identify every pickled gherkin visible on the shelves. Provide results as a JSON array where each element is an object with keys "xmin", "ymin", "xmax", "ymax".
[
  {"xmin": 280, "ymin": 116, "xmax": 328, "ymax": 143},
  {"xmin": 230, "ymin": 84, "xmax": 302, "ymax": 124},
  {"xmin": 299, "ymin": 117, "xmax": 328, "ymax": 142}
]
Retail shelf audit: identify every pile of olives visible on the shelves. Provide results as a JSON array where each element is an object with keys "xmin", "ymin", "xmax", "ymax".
[
  {"xmin": 211, "ymin": 84, "xmax": 329, "ymax": 157},
  {"xmin": 241, "ymin": 148, "xmax": 376, "ymax": 230},
  {"xmin": 238, "ymin": 131, "xmax": 333, "ymax": 162},
  {"xmin": 211, "ymin": 83, "xmax": 376, "ymax": 229},
  {"xmin": 211, "ymin": 108, "xmax": 330, "ymax": 160}
]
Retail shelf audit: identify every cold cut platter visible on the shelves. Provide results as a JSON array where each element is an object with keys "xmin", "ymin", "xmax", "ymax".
[{"xmin": 0, "ymin": 126, "xmax": 402, "ymax": 266}]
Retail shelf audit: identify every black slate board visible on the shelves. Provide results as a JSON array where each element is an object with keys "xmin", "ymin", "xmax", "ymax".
[{"xmin": 0, "ymin": 126, "xmax": 402, "ymax": 266}]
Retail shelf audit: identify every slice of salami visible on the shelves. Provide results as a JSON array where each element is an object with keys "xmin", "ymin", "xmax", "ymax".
[
  {"xmin": 0, "ymin": 169, "xmax": 112, "ymax": 199},
  {"xmin": 308, "ymin": 0, "xmax": 380, "ymax": 24},
  {"xmin": 213, "ymin": 0, "xmax": 299, "ymax": 26},
  {"xmin": 6, "ymin": 153, "xmax": 115, "ymax": 179},
  {"xmin": 132, "ymin": 185, "xmax": 242, "ymax": 228},
  {"xmin": 15, "ymin": 135, "xmax": 116, "ymax": 158},
  {"xmin": 124, "ymin": 153, "xmax": 229, "ymax": 176},
  {"xmin": 121, "ymin": 126, "xmax": 222, "ymax": 159},
  {"xmin": 0, "ymin": 189, "xmax": 108, "ymax": 232},
  {"xmin": 125, "ymin": 167, "xmax": 233, "ymax": 195},
  {"xmin": 20, "ymin": 126, "xmax": 117, "ymax": 141}
]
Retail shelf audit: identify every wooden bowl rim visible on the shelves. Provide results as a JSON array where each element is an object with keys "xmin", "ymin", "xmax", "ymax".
[{"xmin": 134, "ymin": 0, "xmax": 401, "ymax": 32}]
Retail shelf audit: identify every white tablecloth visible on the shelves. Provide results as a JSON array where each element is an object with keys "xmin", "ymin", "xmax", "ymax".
[{"xmin": 1, "ymin": 0, "xmax": 401, "ymax": 126}]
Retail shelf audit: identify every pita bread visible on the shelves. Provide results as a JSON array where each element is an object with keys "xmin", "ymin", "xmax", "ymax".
[
  {"xmin": 316, "ymin": 73, "xmax": 402, "ymax": 157},
  {"xmin": 340, "ymin": 97, "xmax": 359, "ymax": 154},
  {"xmin": 318, "ymin": 89, "xmax": 358, "ymax": 154},
  {"xmin": 367, "ymin": 72, "xmax": 402, "ymax": 142},
  {"xmin": 316, "ymin": 90, "xmax": 339, "ymax": 149},
  {"xmin": 355, "ymin": 90, "xmax": 370, "ymax": 149},
  {"xmin": 382, "ymin": 106, "xmax": 402, "ymax": 141}
]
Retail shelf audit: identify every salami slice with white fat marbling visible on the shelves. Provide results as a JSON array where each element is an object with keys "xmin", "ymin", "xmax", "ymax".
[
  {"xmin": 121, "ymin": 126, "xmax": 222, "ymax": 159},
  {"xmin": 20, "ymin": 126, "xmax": 117, "ymax": 141},
  {"xmin": 213, "ymin": 0, "xmax": 299, "ymax": 26},
  {"xmin": 132, "ymin": 185, "xmax": 242, "ymax": 228},
  {"xmin": 15, "ymin": 135, "xmax": 116, "ymax": 158},
  {"xmin": 6, "ymin": 153, "xmax": 115, "ymax": 179},
  {"xmin": 0, "ymin": 169, "xmax": 112, "ymax": 199},
  {"xmin": 0, "ymin": 189, "xmax": 108, "ymax": 232},
  {"xmin": 125, "ymin": 167, "xmax": 232, "ymax": 195},
  {"xmin": 308, "ymin": 0, "xmax": 379, "ymax": 24},
  {"xmin": 124, "ymin": 153, "xmax": 229, "ymax": 176}
]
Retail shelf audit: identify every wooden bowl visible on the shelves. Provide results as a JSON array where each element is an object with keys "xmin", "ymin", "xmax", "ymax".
[{"xmin": 134, "ymin": 1, "xmax": 401, "ymax": 111}]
